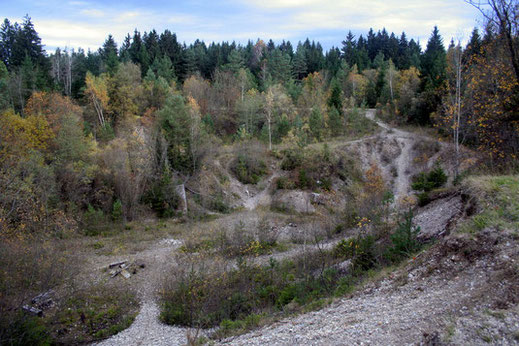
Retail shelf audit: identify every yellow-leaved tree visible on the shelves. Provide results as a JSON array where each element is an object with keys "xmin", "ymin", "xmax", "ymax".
[{"xmin": 85, "ymin": 71, "xmax": 110, "ymax": 127}]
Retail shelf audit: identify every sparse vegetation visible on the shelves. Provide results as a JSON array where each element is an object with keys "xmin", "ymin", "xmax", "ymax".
[{"xmin": 161, "ymin": 209, "xmax": 424, "ymax": 338}]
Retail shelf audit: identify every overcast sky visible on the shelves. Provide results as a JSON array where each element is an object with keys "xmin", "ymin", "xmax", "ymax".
[{"xmin": 3, "ymin": 0, "xmax": 482, "ymax": 53}]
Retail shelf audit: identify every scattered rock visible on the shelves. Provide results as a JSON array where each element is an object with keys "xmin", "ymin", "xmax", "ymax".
[
  {"xmin": 23, "ymin": 305, "xmax": 43, "ymax": 317},
  {"xmin": 160, "ymin": 238, "xmax": 182, "ymax": 246},
  {"xmin": 31, "ymin": 290, "xmax": 54, "ymax": 310}
]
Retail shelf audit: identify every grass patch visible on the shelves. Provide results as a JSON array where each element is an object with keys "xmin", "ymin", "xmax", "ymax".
[
  {"xmin": 460, "ymin": 175, "xmax": 519, "ymax": 233},
  {"xmin": 48, "ymin": 285, "xmax": 138, "ymax": 343}
]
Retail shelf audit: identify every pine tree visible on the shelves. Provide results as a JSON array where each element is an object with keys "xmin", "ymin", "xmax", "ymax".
[
  {"xmin": 119, "ymin": 34, "xmax": 132, "ymax": 62},
  {"xmin": 144, "ymin": 29, "xmax": 160, "ymax": 63},
  {"xmin": 464, "ymin": 28, "xmax": 482, "ymax": 59},
  {"xmin": 396, "ymin": 32, "xmax": 410, "ymax": 70},
  {"xmin": 292, "ymin": 44, "xmax": 307, "ymax": 80},
  {"xmin": 268, "ymin": 48, "xmax": 291, "ymax": 83},
  {"xmin": 100, "ymin": 34, "xmax": 119, "ymax": 75},
  {"xmin": 421, "ymin": 26, "xmax": 446, "ymax": 90},
  {"xmin": 159, "ymin": 29, "xmax": 182, "ymax": 75},
  {"xmin": 417, "ymin": 26, "xmax": 447, "ymax": 124},
  {"xmin": 327, "ymin": 79, "xmax": 343, "ymax": 114},
  {"xmin": 409, "ymin": 39, "xmax": 422, "ymax": 68},
  {"xmin": 225, "ymin": 49, "xmax": 244, "ymax": 74},
  {"xmin": 342, "ymin": 31, "xmax": 357, "ymax": 66},
  {"xmin": 138, "ymin": 44, "xmax": 150, "ymax": 78},
  {"xmin": 328, "ymin": 106, "xmax": 342, "ymax": 136},
  {"xmin": 0, "ymin": 19, "xmax": 15, "ymax": 68},
  {"xmin": 153, "ymin": 55, "xmax": 175, "ymax": 82},
  {"xmin": 181, "ymin": 48, "xmax": 197, "ymax": 80}
]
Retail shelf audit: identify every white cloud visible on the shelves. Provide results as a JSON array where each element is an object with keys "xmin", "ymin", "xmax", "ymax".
[
  {"xmin": 28, "ymin": 0, "xmax": 480, "ymax": 52},
  {"xmin": 68, "ymin": 1, "xmax": 89, "ymax": 5},
  {"xmin": 80, "ymin": 9, "xmax": 105, "ymax": 18},
  {"xmin": 239, "ymin": 0, "xmax": 479, "ymax": 45}
]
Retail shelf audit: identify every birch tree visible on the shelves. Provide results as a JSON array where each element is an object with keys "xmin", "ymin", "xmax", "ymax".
[{"xmin": 84, "ymin": 71, "xmax": 109, "ymax": 127}]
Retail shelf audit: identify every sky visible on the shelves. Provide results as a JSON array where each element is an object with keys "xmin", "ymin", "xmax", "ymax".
[{"xmin": 2, "ymin": 0, "xmax": 482, "ymax": 53}]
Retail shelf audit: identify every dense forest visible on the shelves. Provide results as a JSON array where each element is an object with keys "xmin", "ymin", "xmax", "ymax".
[{"xmin": 0, "ymin": 7, "xmax": 518, "ymax": 234}]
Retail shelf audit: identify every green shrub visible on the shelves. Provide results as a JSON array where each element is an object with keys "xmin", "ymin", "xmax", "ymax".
[
  {"xmin": 209, "ymin": 194, "xmax": 230, "ymax": 213},
  {"xmin": 280, "ymin": 149, "xmax": 303, "ymax": 170},
  {"xmin": 231, "ymin": 154, "xmax": 267, "ymax": 184},
  {"xmin": 142, "ymin": 170, "xmax": 180, "ymax": 218},
  {"xmin": 411, "ymin": 166, "xmax": 448, "ymax": 192},
  {"xmin": 276, "ymin": 176, "xmax": 294, "ymax": 190},
  {"xmin": 320, "ymin": 177, "xmax": 332, "ymax": 191},
  {"xmin": 297, "ymin": 169, "xmax": 314, "ymax": 190},
  {"xmin": 83, "ymin": 205, "xmax": 107, "ymax": 236},
  {"xmin": 0, "ymin": 313, "xmax": 51, "ymax": 346},
  {"xmin": 97, "ymin": 123, "xmax": 115, "ymax": 142},
  {"xmin": 417, "ymin": 192, "xmax": 430, "ymax": 207},
  {"xmin": 386, "ymin": 209, "xmax": 421, "ymax": 261},
  {"xmin": 112, "ymin": 199, "xmax": 123, "ymax": 221},
  {"xmin": 351, "ymin": 235, "xmax": 377, "ymax": 272},
  {"xmin": 334, "ymin": 234, "xmax": 378, "ymax": 272}
]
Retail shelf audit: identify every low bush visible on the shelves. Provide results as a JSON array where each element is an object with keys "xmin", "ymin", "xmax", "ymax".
[
  {"xmin": 49, "ymin": 285, "xmax": 138, "ymax": 343},
  {"xmin": 411, "ymin": 166, "xmax": 448, "ymax": 192},
  {"xmin": 161, "ymin": 250, "xmax": 340, "ymax": 331},
  {"xmin": 142, "ymin": 170, "xmax": 180, "ymax": 218},
  {"xmin": 231, "ymin": 154, "xmax": 267, "ymax": 184},
  {"xmin": 112, "ymin": 199, "xmax": 123, "ymax": 221},
  {"xmin": 276, "ymin": 176, "xmax": 295, "ymax": 190},
  {"xmin": 0, "ymin": 313, "xmax": 51, "ymax": 346},
  {"xmin": 82, "ymin": 205, "xmax": 109, "ymax": 236},
  {"xmin": 180, "ymin": 221, "xmax": 280, "ymax": 258},
  {"xmin": 411, "ymin": 166, "xmax": 448, "ymax": 206},
  {"xmin": 280, "ymin": 149, "xmax": 304, "ymax": 171},
  {"xmin": 279, "ymin": 146, "xmax": 362, "ymax": 192}
]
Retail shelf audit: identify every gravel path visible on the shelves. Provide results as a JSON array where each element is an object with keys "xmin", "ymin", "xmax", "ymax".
[
  {"xmin": 94, "ymin": 238, "xmax": 193, "ymax": 346},
  {"xmin": 96, "ymin": 301, "xmax": 189, "ymax": 346}
]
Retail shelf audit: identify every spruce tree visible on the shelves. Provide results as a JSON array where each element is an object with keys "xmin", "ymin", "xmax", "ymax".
[
  {"xmin": 421, "ymin": 26, "xmax": 446, "ymax": 90},
  {"xmin": 292, "ymin": 44, "xmax": 307, "ymax": 80},
  {"xmin": 327, "ymin": 79, "xmax": 343, "ymax": 114},
  {"xmin": 100, "ymin": 34, "xmax": 119, "ymax": 75}
]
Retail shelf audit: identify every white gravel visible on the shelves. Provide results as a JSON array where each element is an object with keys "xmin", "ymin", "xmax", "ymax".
[{"xmin": 95, "ymin": 301, "xmax": 189, "ymax": 346}]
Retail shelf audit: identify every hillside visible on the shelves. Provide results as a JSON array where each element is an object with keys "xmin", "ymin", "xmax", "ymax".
[{"xmin": 80, "ymin": 112, "xmax": 517, "ymax": 345}]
